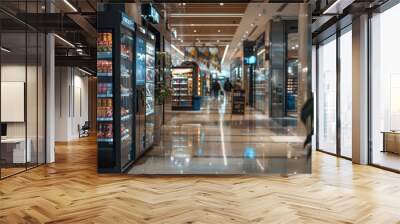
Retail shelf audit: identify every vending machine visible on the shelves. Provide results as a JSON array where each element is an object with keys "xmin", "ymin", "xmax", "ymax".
[
  {"xmin": 97, "ymin": 11, "xmax": 136, "ymax": 173},
  {"xmin": 145, "ymin": 32, "xmax": 156, "ymax": 150},
  {"xmin": 135, "ymin": 26, "xmax": 156, "ymax": 158}
]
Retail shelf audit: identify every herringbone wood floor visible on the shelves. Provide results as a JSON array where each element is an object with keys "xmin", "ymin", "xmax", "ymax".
[{"xmin": 1, "ymin": 136, "xmax": 400, "ymax": 223}]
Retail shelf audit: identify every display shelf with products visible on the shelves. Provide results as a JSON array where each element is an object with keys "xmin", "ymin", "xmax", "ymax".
[
  {"xmin": 145, "ymin": 38, "xmax": 155, "ymax": 149},
  {"xmin": 97, "ymin": 11, "xmax": 136, "ymax": 173},
  {"xmin": 97, "ymin": 32, "xmax": 115, "ymax": 147},
  {"xmin": 119, "ymin": 27, "xmax": 134, "ymax": 167},
  {"xmin": 171, "ymin": 67, "xmax": 197, "ymax": 110},
  {"xmin": 286, "ymin": 60, "xmax": 299, "ymax": 113}
]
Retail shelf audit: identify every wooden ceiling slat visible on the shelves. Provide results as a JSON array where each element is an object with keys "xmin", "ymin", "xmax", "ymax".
[
  {"xmin": 173, "ymin": 26, "xmax": 237, "ymax": 34},
  {"xmin": 165, "ymin": 2, "xmax": 248, "ymax": 45},
  {"xmin": 168, "ymin": 17, "xmax": 242, "ymax": 25},
  {"xmin": 166, "ymin": 3, "xmax": 247, "ymax": 14}
]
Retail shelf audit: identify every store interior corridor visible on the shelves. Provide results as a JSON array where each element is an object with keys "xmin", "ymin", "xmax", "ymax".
[{"xmin": 128, "ymin": 96, "xmax": 309, "ymax": 174}]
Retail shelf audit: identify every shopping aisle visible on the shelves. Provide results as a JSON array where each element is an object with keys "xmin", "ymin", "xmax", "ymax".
[{"xmin": 128, "ymin": 97, "xmax": 309, "ymax": 174}]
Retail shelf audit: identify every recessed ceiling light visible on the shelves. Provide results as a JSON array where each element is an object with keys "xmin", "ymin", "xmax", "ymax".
[
  {"xmin": 194, "ymin": 29, "xmax": 197, "ymax": 33},
  {"xmin": 245, "ymin": 31, "xmax": 249, "ymax": 34},
  {"xmin": 181, "ymin": 39, "xmax": 184, "ymax": 43},
  {"xmin": 258, "ymin": 13, "xmax": 262, "ymax": 17},
  {"xmin": 190, "ymin": 24, "xmax": 194, "ymax": 26},
  {"xmin": 182, "ymin": 2, "xmax": 186, "ymax": 6},
  {"xmin": 220, "ymin": 2, "xmax": 224, "ymax": 6},
  {"xmin": 251, "ymin": 23, "xmax": 255, "ymax": 27},
  {"xmin": 218, "ymin": 29, "xmax": 221, "ymax": 33}
]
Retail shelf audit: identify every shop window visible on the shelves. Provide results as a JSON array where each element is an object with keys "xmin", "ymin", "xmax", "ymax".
[
  {"xmin": 317, "ymin": 35, "xmax": 337, "ymax": 154},
  {"xmin": 339, "ymin": 27, "xmax": 352, "ymax": 158},
  {"xmin": 370, "ymin": 2, "xmax": 400, "ymax": 171}
]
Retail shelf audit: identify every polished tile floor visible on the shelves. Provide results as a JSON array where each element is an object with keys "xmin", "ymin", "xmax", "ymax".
[{"xmin": 129, "ymin": 97, "xmax": 309, "ymax": 175}]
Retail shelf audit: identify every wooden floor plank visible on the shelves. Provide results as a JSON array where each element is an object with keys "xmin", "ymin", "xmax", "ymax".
[{"xmin": 0, "ymin": 136, "xmax": 399, "ymax": 223}]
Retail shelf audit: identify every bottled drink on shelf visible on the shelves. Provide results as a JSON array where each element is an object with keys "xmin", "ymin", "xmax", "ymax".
[
  {"xmin": 97, "ymin": 83, "xmax": 112, "ymax": 95},
  {"xmin": 98, "ymin": 123, "xmax": 113, "ymax": 139},
  {"xmin": 97, "ymin": 33, "xmax": 112, "ymax": 52},
  {"xmin": 97, "ymin": 99, "xmax": 113, "ymax": 119},
  {"xmin": 97, "ymin": 61, "xmax": 112, "ymax": 73}
]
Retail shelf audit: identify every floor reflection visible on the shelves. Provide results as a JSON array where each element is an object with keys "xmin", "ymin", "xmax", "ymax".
[{"xmin": 128, "ymin": 97, "xmax": 310, "ymax": 175}]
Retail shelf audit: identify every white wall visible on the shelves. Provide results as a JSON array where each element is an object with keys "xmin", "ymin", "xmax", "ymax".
[
  {"xmin": 1, "ymin": 65, "xmax": 41, "ymax": 137},
  {"xmin": 55, "ymin": 67, "xmax": 89, "ymax": 141}
]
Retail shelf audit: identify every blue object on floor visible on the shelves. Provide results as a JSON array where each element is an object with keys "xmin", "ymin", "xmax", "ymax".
[{"xmin": 193, "ymin": 96, "xmax": 202, "ymax": 110}]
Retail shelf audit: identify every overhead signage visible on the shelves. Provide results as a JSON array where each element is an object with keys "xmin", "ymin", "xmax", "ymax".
[
  {"xmin": 121, "ymin": 13, "xmax": 135, "ymax": 31},
  {"xmin": 243, "ymin": 41, "xmax": 256, "ymax": 65},
  {"xmin": 244, "ymin": 56, "xmax": 256, "ymax": 65},
  {"xmin": 142, "ymin": 4, "xmax": 160, "ymax": 24}
]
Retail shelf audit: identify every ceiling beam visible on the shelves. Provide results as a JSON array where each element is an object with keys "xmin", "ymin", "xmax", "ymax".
[
  {"xmin": 171, "ymin": 24, "xmax": 239, "ymax": 27},
  {"xmin": 169, "ymin": 13, "xmax": 244, "ymax": 17}
]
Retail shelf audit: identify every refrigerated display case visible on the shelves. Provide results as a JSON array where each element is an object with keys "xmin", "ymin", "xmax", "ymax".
[
  {"xmin": 135, "ymin": 27, "xmax": 156, "ymax": 156},
  {"xmin": 145, "ymin": 34, "xmax": 156, "ymax": 149},
  {"xmin": 171, "ymin": 66, "xmax": 199, "ymax": 110},
  {"xmin": 135, "ymin": 29, "xmax": 146, "ymax": 157},
  {"xmin": 97, "ymin": 11, "xmax": 136, "ymax": 173}
]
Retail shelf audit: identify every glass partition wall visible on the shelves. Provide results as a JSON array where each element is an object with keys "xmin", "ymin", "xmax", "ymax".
[
  {"xmin": 339, "ymin": 27, "xmax": 352, "ymax": 158},
  {"xmin": 0, "ymin": 1, "xmax": 46, "ymax": 179},
  {"xmin": 370, "ymin": 2, "xmax": 400, "ymax": 171},
  {"xmin": 317, "ymin": 35, "xmax": 337, "ymax": 155},
  {"xmin": 316, "ymin": 25, "xmax": 353, "ymax": 158}
]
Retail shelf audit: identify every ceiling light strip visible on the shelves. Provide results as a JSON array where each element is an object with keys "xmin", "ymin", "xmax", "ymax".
[
  {"xmin": 221, "ymin": 44, "xmax": 229, "ymax": 65},
  {"xmin": 78, "ymin": 67, "xmax": 93, "ymax": 76},
  {"xmin": 63, "ymin": 0, "xmax": 78, "ymax": 12},
  {"xmin": 171, "ymin": 24, "xmax": 239, "ymax": 27},
  {"xmin": 1, "ymin": 47, "xmax": 11, "ymax": 53},
  {"xmin": 257, "ymin": 49, "xmax": 265, "ymax": 56},
  {"xmin": 169, "ymin": 13, "xmax": 244, "ymax": 18},
  {"xmin": 54, "ymin": 34, "xmax": 75, "ymax": 48},
  {"xmin": 171, "ymin": 44, "xmax": 184, "ymax": 57},
  {"xmin": 177, "ymin": 34, "xmax": 234, "ymax": 37},
  {"xmin": 322, "ymin": 0, "xmax": 354, "ymax": 14}
]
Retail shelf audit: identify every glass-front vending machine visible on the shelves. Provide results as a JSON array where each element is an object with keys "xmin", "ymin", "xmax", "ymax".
[
  {"xmin": 97, "ymin": 11, "xmax": 136, "ymax": 173},
  {"xmin": 135, "ymin": 27, "xmax": 146, "ymax": 159},
  {"xmin": 135, "ymin": 27, "xmax": 156, "ymax": 157},
  {"xmin": 145, "ymin": 33, "xmax": 156, "ymax": 150}
]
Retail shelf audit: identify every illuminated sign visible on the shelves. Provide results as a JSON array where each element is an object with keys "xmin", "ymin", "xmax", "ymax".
[
  {"xmin": 244, "ymin": 56, "xmax": 256, "ymax": 65},
  {"xmin": 121, "ymin": 13, "xmax": 135, "ymax": 31}
]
